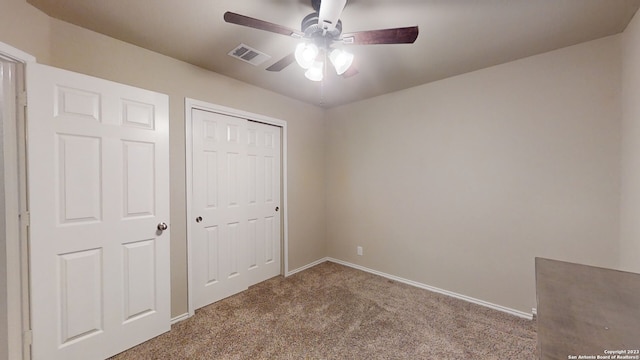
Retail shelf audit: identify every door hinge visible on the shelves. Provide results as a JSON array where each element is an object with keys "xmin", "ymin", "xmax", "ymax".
[
  {"xmin": 22, "ymin": 330, "xmax": 32, "ymax": 347},
  {"xmin": 18, "ymin": 91, "xmax": 27, "ymax": 107},
  {"xmin": 19, "ymin": 211, "xmax": 30, "ymax": 227}
]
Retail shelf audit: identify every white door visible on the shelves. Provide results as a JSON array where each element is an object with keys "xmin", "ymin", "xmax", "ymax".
[
  {"xmin": 245, "ymin": 120, "xmax": 281, "ymax": 286},
  {"xmin": 192, "ymin": 109, "xmax": 248, "ymax": 307},
  {"xmin": 191, "ymin": 109, "xmax": 281, "ymax": 309},
  {"xmin": 27, "ymin": 63, "xmax": 171, "ymax": 360}
]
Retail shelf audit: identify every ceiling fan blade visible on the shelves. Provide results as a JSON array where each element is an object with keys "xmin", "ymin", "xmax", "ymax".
[
  {"xmin": 223, "ymin": 12, "xmax": 303, "ymax": 38},
  {"xmin": 318, "ymin": 0, "xmax": 347, "ymax": 32},
  {"xmin": 342, "ymin": 26, "xmax": 419, "ymax": 45},
  {"xmin": 266, "ymin": 53, "xmax": 296, "ymax": 72}
]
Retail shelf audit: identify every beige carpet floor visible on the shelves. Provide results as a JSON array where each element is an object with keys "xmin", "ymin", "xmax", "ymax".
[{"xmin": 110, "ymin": 262, "xmax": 537, "ymax": 359}]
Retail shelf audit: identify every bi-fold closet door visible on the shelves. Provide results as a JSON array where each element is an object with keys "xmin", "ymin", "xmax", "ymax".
[{"xmin": 191, "ymin": 108, "xmax": 281, "ymax": 309}]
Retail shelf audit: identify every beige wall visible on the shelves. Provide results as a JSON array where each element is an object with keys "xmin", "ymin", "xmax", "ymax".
[
  {"xmin": 1, "ymin": 0, "xmax": 327, "ymax": 318},
  {"xmin": 0, "ymin": 0, "xmax": 50, "ymax": 63},
  {"xmin": 620, "ymin": 10, "xmax": 640, "ymax": 274},
  {"xmin": 325, "ymin": 36, "xmax": 622, "ymax": 313}
]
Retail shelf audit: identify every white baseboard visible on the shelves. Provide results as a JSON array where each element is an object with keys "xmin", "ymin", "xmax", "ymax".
[
  {"xmin": 325, "ymin": 258, "xmax": 534, "ymax": 320},
  {"xmin": 171, "ymin": 312, "xmax": 191, "ymax": 325},
  {"xmin": 285, "ymin": 257, "xmax": 329, "ymax": 277},
  {"xmin": 187, "ymin": 256, "xmax": 533, "ymax": 322}
]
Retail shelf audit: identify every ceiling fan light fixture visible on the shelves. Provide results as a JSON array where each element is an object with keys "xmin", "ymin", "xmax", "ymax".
[
  {"xmin": 295, "ymin": 42, "xmax": 319, "ymax": 69},
  {"xmin": 305, "ymin": 61, "xmax": 324, "ymax": 81},
  {"xmin": 329, "ymin": 48, "xmax": 354, "ymax": 75},
  {"xmin": 223, "ymin": 1, "xmax": 419, "ymax": 83}
]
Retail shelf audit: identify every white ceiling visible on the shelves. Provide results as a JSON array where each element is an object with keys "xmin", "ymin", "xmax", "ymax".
[{"xmin": 27, "ymin": 0, "xmax": 640, "ymax": 108}]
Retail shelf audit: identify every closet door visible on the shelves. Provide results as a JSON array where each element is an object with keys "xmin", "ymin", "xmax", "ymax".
[
  {"xmin": 191, "ymin": 108, "xmax": 281, "ymax": 309},
  {"xmin": 192, "ymin": 109, "xmax": 248, "ymax": 307},
  {"xmin": 246, "ymin": 121, "xmax": 281, "ymax": 285}
]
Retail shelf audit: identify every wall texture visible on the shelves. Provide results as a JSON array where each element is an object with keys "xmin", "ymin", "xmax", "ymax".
[
  {"xmin": 0, "ymin": 0, "xmax": 50, "ymax": 63},
  {"xmin": 620, "ymin": 9, "xmax": 640, "ymax": 274},
  {"xmin": 325, "ymin": 36, "xmax": 622, "ymax": 314}
]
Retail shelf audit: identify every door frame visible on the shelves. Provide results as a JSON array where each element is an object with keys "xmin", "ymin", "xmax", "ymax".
[
  {"xmin": 0, "ymin": 41, "xmax": 35, "ymax": 360},
  {"xmin": 184, "ymin": 98, "xmax": 289, "ymax": 317}
]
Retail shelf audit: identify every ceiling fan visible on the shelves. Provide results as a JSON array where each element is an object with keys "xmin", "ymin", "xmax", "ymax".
[{"xmin": 223, "ymin": 0, "xmax": 419, "ymax": 81}]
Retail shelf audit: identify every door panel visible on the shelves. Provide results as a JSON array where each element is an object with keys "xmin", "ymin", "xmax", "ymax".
[
  {"xmin": 28, "ymin": 64, "xmax": 170, "ymax": 360},
  {"xmin": 191, "ymin": 109, "xmax": 281, "ymax": 309},
  {"xmin": 57, "ymin": 134, "xmax": 102, "ymax": 223},
  {"xmin": 246, "ymin": 121, "xmax": 281, "ymax": 285},
  {"xmin": 58, "ymin": 249, "xmax": 103, "ymax": 344},
  {"xmin": 192, "ymin": 109, "xmax": 248, "ymax": 308},
  {"xmin": 122, "ymin": 140, "xmax": 156, "ymax": 217},
  {"xmin": 122, "ymin": 239, "xmax": 157, "ymax": 322}
]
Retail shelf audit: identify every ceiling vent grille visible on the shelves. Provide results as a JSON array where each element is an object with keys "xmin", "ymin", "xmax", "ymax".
[{"xmin": 228, "ymin": 44, "xmax": 271, "ymax": 66}]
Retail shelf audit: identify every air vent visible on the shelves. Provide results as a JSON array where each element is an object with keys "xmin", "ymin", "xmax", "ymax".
[{"xmin": 228, "ymin": 44, "xmax": 271, "ymax": 66}]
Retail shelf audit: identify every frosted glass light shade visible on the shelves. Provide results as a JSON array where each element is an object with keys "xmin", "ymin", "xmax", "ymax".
[
  {"xmin": 295, "ymin": 43, "xmax": 319, "ymax": 69},
  {"xmin": 329, "ymin": 48, "xmax": 354, "ymax": 75},
  {"xmin": 305, "ymin": 61, "xmax": 324, "ymax": 81}
]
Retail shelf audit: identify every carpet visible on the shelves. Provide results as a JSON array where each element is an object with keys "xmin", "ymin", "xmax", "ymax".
[{"xmin": 110, "ymin": 262, "xmax": 536, "ymax": 359}]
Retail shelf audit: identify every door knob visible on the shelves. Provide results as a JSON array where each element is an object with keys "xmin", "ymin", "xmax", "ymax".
[
  {"xmin": 196, "ymin": 216, "xmax": 203, "ymax": 223},
  {"xmin": 275, "ymin": 206, "xmax": 279, "ymax": 212},
  {"xmin": 157, "ymin": 222, "xmax": 168, "ymax": 231}
]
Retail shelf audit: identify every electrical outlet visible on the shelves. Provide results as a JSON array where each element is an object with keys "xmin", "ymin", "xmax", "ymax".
[{"xmin": 357, "ymin": 246, "xmax": 363, "ymax": 256}]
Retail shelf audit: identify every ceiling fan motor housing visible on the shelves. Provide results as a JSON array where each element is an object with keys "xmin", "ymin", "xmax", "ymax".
[{"xmin": 302, "ymin": 12, "xmax": 342, "ymax": 40}]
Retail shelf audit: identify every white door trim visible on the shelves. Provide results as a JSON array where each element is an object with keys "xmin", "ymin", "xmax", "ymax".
[
  {"xmin": 0, "ymin": 42, "xmax": 36, "ymax": 64},
  {"xmin": 0, "ymin": 41, "xmax": 35, "ymax": 360},
  {"xmin": 184, "ymin": 98, "xmax": 289, "ymax": 317}
]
